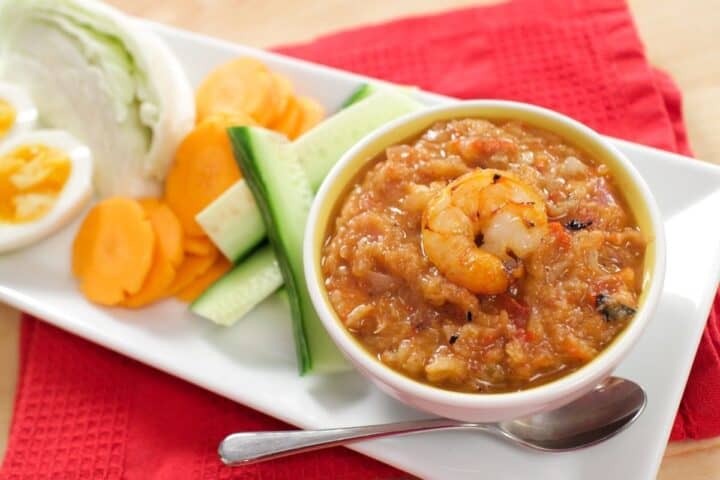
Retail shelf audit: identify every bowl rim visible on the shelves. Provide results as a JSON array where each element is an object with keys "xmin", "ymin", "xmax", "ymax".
[{"xmin": 304, "ymin": 99, "xmax": 666, "ymax": 409}]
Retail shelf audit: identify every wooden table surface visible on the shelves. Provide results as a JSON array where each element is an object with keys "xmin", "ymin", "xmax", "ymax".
[{"xmin": 2, "ymin": 1, "xmax": 719, "ymax": 478}]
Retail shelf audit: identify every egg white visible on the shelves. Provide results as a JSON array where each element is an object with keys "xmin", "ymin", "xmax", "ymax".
[
  {"xmin": 0, "ymin": 82, "xmax": 38, "ymax": 142},
  {"xmin": 0, "ymin": 130, "xmax": 93, "ymax": 253}
]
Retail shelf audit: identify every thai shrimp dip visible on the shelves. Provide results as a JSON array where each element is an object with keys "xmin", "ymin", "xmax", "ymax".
[{"xmin": 321, "ymin": 119, "xmax": 646, "ymax": 393}]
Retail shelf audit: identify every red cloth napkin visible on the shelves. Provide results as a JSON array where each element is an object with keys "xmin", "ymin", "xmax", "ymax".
[{"xmin": 3, "ymin": 0, "xmax": 719, "ymax": 478}]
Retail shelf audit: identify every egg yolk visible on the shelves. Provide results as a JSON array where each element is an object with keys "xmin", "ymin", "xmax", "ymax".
[
  {"xmin": 0, "ymin": 144, "xmax": 71, "ymax": 223},
  {"xmin": 0, "ymin": 98, "xmax": 15, "ymax": 139}
]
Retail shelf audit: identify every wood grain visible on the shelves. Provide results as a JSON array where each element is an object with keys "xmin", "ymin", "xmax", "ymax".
[
  {"xmin": 0, "ymin": 305, "xmax": 19, "ymax": 459},
  {"xmin": 1, "ymin": 1, "xmax": 719, "ymax": 477}
]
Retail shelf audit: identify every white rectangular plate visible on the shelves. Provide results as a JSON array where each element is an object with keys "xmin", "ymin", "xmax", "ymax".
[{"xmin": 2, "ymin": 21, "xmax": 720, "ymax": 480}]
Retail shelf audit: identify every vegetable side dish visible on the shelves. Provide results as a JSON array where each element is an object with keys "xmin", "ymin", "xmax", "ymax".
[{"xmin": 71, "ymin": 58, "xmax": 327, "ymax": 308}]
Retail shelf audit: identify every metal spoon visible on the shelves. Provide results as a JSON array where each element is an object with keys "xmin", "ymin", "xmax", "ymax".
[{"xmin": 218, "ymin": 377, "xmax": 645, "ymax": 466}]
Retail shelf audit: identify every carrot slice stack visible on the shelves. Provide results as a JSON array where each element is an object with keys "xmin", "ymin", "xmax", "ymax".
[
  {"xmin": 195, "ymin": 57, "xmax": 275, "ymax": 125},
  {"xmin": 122, "ymin": 200, "xmax": 184, "ymax": 308},
  {"xmin": 164, "ymin": 114, "xmax": 245, "ymax": 236},
  {"xmin": 166, "ymin": 248, "xmax": 219, "ymax": 295},
  {"xmin": 183, "ymin": 234, "xmax": 216, "ymax": 256},
  {"xmin": 72, "ymin": 198, "xmax": 154, "ymax": 305},
  {"xmin": 176, "ymin": 257, "xmax": 232, "ymax": 302},
  {"xmin": 295, "ymin": 96, "xmax": 325, "ymax": 138}
]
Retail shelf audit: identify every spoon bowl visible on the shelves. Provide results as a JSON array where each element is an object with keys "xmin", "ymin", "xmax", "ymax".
[
  {"xmin": 496, "ymin": 377, "xmax": 646, "ymax": 451},
  {"xmin": 219, "ymin": 377, "xmax": 646, "ymax": 466}
]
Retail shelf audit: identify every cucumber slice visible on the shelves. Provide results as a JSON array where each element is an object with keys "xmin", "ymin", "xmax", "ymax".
[
  {"xmin": 191, "ymin": 244, "xmax": 282, "ymax": 326},
  {"xmin": 195, "ymin": 180, "xmax": 265, "ymax": 261},
  {"xmin": 297, "ymin": 89, "xmax": 422, "ymax": 190},
  {"xmin": 197, "ymin": 89, "xmax": 422, "ymax": 261},
  {"xmin": 340, "ymin": 83, "xmax": 377, "ymax": 108},
  {"xmin": 229, "ymin": 126, "xmax": 347, "ymax": 374}
]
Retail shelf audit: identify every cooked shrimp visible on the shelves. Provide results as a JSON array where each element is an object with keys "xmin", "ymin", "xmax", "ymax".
[{"xmin": 421, "ymin": 169, "xmax": 548, "ymax": 295}]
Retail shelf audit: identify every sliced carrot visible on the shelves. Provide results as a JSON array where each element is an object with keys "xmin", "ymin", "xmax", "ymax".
[
  {"xmin": 269, "ymin": 96, "xmax": 303, "ymax": 140},
  {"xmin": 121, "ymin": 200, "xmax": 185, "ymax": 308},
  {"xmin": 295, "ymin": 96, "xmax": 325, "ymax": 138},
  {"xmin": 166, "ymin": 248, "xmax": 219, "ymax": 295},
  {"xmin": 72, "ymin": 198, "xmax": 154, "ymax": 306},
  {"xmin": 183, "ymin": 234, "xmax": 216, "ymax": 256},
  {"xmin": 203, "ymin": 110, "xmax": 258, "ymax": 128},
  {"xmin": 164, "ymin": 115, "xmax": 244, "ymax": 236},
  {"xmin": 139, "ymin": 198, "xmax": 184, "ymax": 268},
  {"xmin": 121, "ymin": 245, "xmax": 175, "ymax": 309},
  {"xmin": 72, "ymin": 226, "xmax": 90, "ymax": 279},
  {"xmin": 265, "ymin": 73, "xmax": 294, "ymax": 128},
  {"xmin": 249, "ymin": 71, "xmax": 278, "ymax": 126},
  {"xmin": 195, "ymin": 57, "xmax": 275, "ymax": 125},
  {"xmin": 176, "ymin": 257, "xmax": 232, "ymax": 302}
]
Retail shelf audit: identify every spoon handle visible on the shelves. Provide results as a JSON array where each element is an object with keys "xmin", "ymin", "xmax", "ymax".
[{"xmin": 219, "ymin": 418, "xmax": 467, "ymax": 466}]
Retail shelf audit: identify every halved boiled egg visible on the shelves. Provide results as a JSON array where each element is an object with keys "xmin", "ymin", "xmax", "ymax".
[
  {"xmin": 0, "ymin": 82, "xmax": 38, "ymax": 142},
  {"xmin": 0, "ymin": 130, "xmax": 93, "ymax": 252}
]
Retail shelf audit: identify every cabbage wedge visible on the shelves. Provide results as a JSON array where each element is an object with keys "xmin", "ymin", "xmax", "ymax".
[{"xmin": 0, "ymin": 0, "xmax": 195, "ymax": 197}]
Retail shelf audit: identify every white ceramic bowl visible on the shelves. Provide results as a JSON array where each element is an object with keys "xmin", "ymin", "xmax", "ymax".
[{"xmin": 304, "ymin": 100, "xmax": 666, "ymax": 422}]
